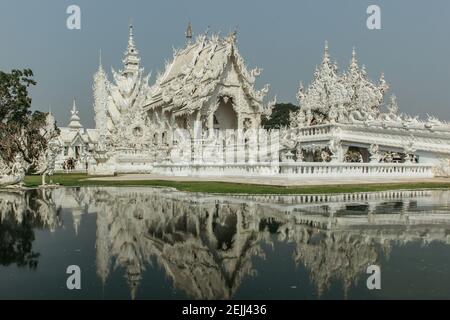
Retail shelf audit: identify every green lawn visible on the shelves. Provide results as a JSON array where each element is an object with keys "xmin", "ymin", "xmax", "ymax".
[{"xmin": 22, "ymin": 173, "xmax": 450, "ymax": 195}]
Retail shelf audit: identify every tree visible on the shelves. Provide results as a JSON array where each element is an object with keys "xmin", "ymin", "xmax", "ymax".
[
  {"xmin": 261, "ymin": 103, "xmax": 299, "ymax": 129},
  {"xmin": 0, "ymin": 69, "xmax": 59, "ymax": 186},
  {"xmin": 0, "ymin": 69, "xmax": 35, "ymax": 124}
]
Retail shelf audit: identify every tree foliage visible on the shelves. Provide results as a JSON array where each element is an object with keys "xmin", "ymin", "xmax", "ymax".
[
  {"xmin": 262, "ymin": 103, "xmax": 299, "ymax": 129},
  {"xmin": 0, "ymin": 69, "xmax": 58, "ymax": 172},
  {"xmin": 0, "ymin": 69, "xmax": 36, "ymax": 124}
]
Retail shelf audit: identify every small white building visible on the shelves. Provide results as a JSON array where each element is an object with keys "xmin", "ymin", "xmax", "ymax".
[{"xmin": 55, "ymin": 99, "xmax": 98, "ymax": 172}]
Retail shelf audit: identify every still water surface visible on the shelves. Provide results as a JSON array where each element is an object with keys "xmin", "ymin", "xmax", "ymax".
[{"xmin": 1, "ymin": 187, "xmax": 450, "ymax": 299}]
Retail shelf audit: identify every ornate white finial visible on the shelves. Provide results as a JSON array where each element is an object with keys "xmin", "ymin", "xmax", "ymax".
[
  {"xmin": 361, "ymin": 64, "xmax": 367, "ymax": 75},
  {"xmin": 96, "ymin": 49, "xmax": 106, "ymax": 75},
  {"xmin": 46, "ymin": 107, "xmax": 56, "ymax": 128},
  {"xmin": 128, "ymin": 22, "xmax": 134, "ymax": 45},
  {"xmin": 349, "ymin": 46, "xmax": 359, "ymax": 72},
  {"xmin": 186, "ymin": 22, "xmax": 193, "ymax": 40},
  {"xmin": 233, "ymin": 25, "xmax": 239, "ymax": 36},
  {"xmin": 379, "ymin": 72, "xmax": 389, "ymax": 92},
  {"xmin": 387, "ymin": 94, "xmax": 399, "ymax": 114},
  {"xmin": 71, "ymin": 97, "xmax": 77, "ymax": 114},
  {"xmin": 296, "ymin": 81, "xmax": 305, "ymax": 102},
  {"xmin": 299, "ymin": 81, "xmax": 304, "ymax": 91},
  {"xmin": 323, "ymin": 41, "xmax": 330, "ymax": 63},
  {"xmin": 69, "ymin": 98, "xmax": 83, "ymax": 130},
  {"xmin": 95, "ymin": 49, "xmax": 107, "ymax": 79},
  {"xmin": 122, "ymin": 22, "xmax": 141, "ymax": 75}
]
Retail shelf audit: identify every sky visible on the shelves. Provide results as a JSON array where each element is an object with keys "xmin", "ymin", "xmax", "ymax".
[{"xmin": 0, "ymin": 0, "xmax": 449, "ymax": 128}]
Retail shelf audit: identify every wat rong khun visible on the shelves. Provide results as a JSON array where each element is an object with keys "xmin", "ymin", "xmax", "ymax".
[{"xmin": 2, "ymin": 24, "xmax": 450, "ymax": 190}]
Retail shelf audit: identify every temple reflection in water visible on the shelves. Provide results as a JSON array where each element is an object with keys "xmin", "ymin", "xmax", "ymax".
[{"xmin": 1, "ymin": 187, "xmax": 450, "ymax": 299}]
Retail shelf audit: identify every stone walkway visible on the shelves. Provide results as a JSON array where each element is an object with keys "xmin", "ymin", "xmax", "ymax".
[{"xmin": 88, "ymin": 174, "xmax": 450, "ymax": 186}]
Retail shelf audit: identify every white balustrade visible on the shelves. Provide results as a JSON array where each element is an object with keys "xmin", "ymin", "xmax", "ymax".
[
  {"xmin": 278, "ymin": 162, "xmax": 434, "ymax": 178},
  {"xmin": 152, "ymin": 162, "xmax": 434, "ymax": 178}
]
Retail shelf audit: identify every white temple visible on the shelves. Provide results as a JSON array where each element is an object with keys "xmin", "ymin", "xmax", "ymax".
[
  {"xmin": 56, "ymin": 99, "xmax": 97, "ymax": 171},
  {"xmin": 56, "ymin": 24, "xmax": 450, "ymax": 179}
]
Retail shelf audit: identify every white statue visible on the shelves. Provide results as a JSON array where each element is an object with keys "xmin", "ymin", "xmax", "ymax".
[
  {"xmin": 329, "ymin": 136, "xmax": 341, "ymax": 162},
  {"xmin": 369, "ymin": 144, "xmax": 381, "ymax": 163},
  {"xmin": 0, "ymin": 154, "xmax": 27, "ymax": 187},
  {"xmin": 321, "ymin": 150, "xmax": 331, "ymax": 162},
  {"xmin": 34, "ymin": 113, "xmax": 63, "ymax": 186}
]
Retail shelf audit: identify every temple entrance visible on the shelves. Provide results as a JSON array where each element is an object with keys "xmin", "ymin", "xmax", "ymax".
[
  {"xmin": 214, "ymin": 97, "xmax": 238, "ymax": 130},
  {"xmin": 74, "ymin": 146, "xmax": 81, "ymax": 159}
]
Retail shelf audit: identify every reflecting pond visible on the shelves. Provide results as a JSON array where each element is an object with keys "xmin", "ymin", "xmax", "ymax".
[{"xmin": 1, "ymin": 187, "xmax": 450, "ymax": 299}]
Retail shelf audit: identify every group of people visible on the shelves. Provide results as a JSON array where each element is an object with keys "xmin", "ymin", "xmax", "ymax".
[
  {"xmin": 62, "ymin": 157, "xmax": 90, "ymax": 172},
  {"xmin": 62, "ymin": 158, "xmax": 77, "ymax": 171}
]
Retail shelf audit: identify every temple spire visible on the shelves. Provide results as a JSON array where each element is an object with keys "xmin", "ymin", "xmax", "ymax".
[
  {"xmin": 99, "ymin": 49, "xmax": 103, "ymax": 70},
  {"xmin": 46, "ymin": 106, "xmax": 56, "ymax": 128},
  {"xmin": 71, "ymin": 98, "xmax": 77, "ymax": 114},
  {"xmin": 96, "ymin": 49, "xmax": 106, "ymax": 76},
  {"xmin": 318, "ymin": 40, "xmax": 334, "ymax": 74},
  {"xmin": 128, "ymin": 23, "xmax": 135, "ymax": 48},
  {"xmin": 349, "ymin": 46, "xmax": 359, "ymax": 73},
  {"xmin": 69, "ymin": 98, "xmax": 83, "ymax": 130},
  {"xmin": 122, "ymin": 22, "xmax": 141, "ymax": 76},
  {"xmin": 323, "ymin": 41, "xmax": 330, "ymax": 62},
  {"xmin": 186, "ymin": 22, "xmax": 193, "ymax": 40}
]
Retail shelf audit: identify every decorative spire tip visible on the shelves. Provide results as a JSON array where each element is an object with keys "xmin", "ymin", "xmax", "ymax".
[{"xmin": 186, "ymin": 22, "xmax": 193, "ymax": 39}]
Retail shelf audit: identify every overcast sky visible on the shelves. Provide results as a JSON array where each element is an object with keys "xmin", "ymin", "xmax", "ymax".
[{"xmin": 0, "ymin": 0, "xmax": 449, "ymax": 128}]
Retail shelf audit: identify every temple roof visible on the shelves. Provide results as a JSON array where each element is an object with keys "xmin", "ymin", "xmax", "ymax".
[
  {"xmin": 59, "ymin": 97, "xmax": 98, "ymax": 146},
  {"xmin": 58, "ymin": 127, "xmax": 98, "ymax": 145},
  {"xmin": 144, "ymin": 32, "xmax": 270, "ymax": 117}
]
